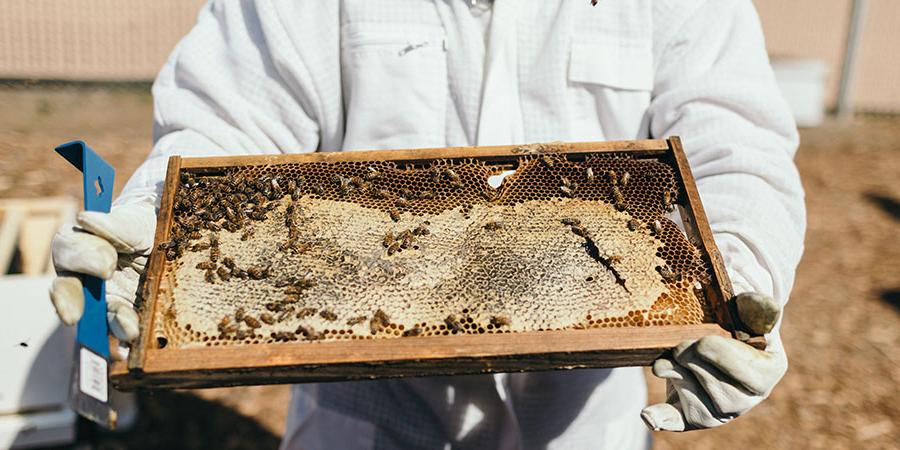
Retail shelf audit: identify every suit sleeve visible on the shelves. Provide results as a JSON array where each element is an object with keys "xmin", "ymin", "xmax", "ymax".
[
  {"xmin": 116, "ymin": 0, "xmax": 326, "ymax": 207},
  {"xmin": 649, "ymin": 0, "xmax": 806, "ymax": 321}
]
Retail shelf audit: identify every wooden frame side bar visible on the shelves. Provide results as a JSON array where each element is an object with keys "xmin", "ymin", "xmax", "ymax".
[{"xmin": 128, "ymin": 155, "xmax": 182, "ymax": 371}]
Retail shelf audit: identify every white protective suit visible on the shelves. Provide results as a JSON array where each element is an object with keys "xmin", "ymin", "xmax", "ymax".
[{"xmin": 112, "ymin": 0, "xmax": 806, "ymax": 448}]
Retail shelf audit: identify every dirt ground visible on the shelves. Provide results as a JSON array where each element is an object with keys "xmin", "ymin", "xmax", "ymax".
[{"xmin": 1, "ymin": 85, "xmax": 897, "ymax": 449}]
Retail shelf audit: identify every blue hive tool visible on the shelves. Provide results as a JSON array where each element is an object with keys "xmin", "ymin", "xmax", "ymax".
[{"xmin": 55, "ymin": 141, "xmax": 118, "ymax": 428}]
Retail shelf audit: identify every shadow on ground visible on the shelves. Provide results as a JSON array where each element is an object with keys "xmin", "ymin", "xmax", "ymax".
[{"xmin": 66, "ymin": 391, "xmax": 281, "ymax": 450}]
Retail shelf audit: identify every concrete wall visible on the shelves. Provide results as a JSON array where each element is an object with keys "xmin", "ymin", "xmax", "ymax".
[
  {"xmin": 0, "ymin": 0, "xmax": 205, "ymax": 81},
  {"xmin": 754, "ymin": 0, "xmax": 900, "ymax": 112}
]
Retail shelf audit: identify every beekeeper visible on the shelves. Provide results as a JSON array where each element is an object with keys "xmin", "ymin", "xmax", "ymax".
[{"xmin": 48, "ymin": 0, "xmax": 805, "ymax": 448}]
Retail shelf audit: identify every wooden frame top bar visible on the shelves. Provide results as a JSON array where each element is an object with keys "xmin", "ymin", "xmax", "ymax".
[{"xmin": 178, "ymin": 139, "xmax": 670, "ymax": 169}]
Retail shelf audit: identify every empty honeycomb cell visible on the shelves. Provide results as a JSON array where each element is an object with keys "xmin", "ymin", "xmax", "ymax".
[{"xmin": 151, "ymin": 154, "xmax": 715, "ymax": 349}]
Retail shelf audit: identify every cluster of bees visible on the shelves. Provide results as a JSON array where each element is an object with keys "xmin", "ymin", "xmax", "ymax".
[
  {"xmin": 383, "ymin": 224, "xmax": 430, "ymax": 256},
  {"xmin": 444, "ymin": 313, "xmax": 510, "ymax": 333},
  {"xmin": 158, "ymin": 172, "xmax": 301, "ymax": 262}
]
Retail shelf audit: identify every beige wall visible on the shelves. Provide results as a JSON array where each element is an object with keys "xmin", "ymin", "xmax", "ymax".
[
  {"xmin": 1, "ymin": 1, "xmax": 898, "ymax": 112},
  {"xmin": 0, "ymin": 0, "xmax": 205, "ymax": 81},
  {"xmin": 754, "ymin": 0, "xmax": 900, "ymax": 112}
]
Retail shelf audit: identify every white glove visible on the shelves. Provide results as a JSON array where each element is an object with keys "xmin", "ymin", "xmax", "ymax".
[
  {"xmin": 641, "ymin": 292, "xmax": 786, "ymax": 431},
  {"xmin": 49, "ymin": 200, "xmax": 157, "ymax": 343}
]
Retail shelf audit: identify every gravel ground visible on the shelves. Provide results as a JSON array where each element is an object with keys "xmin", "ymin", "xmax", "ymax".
[{"xmin": 2, "ymin": 86, "xmax": 897, "ymax": 450}]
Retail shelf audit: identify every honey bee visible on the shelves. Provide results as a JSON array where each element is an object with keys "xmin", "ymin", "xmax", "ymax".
[
  {"xmin": 244, "ymin": 316, "xmax": 262, "ymax": 329},
  {"xmin": 319, "ymin": 310, "xmax": 338, "ymax": 321},
  {"xmin": 395, "ymin": 197, "xmax": 409, "ymax": 208},
  {"xmin": 611, "ymin": 186, "xmax": 626, "ymax": 210},
  {"xmin": 284, "ymin": 285, "xmax": 308, "ymax": 295},
  {"xmin": 296, "ymin": 307, "xmax": 317, "ymax": 319},
  {"xmin": 232, "ymin": 268, "xmax": 249, "ymax": 279},
  {"xmin": 347, "ymin": 315, "xmax": 368, "ymax": 326},
  {"xmin": 189, "ymin": 242, "xmax": 210, "ymax": 252},
  {"xmin": 222, "ymin": 221, "xmax": 239, "ymax": 233},
  {"xmin": 217, "ymin": 316, "xmax": 235, "ymax": 334},
  {"xmin": 279, "ymin": 238, "xmax": 299, "ymax": 253},
  {"xmin": 431, "ymin": 167, "xmax": 443, "ymax": 183},
  {"xmin": 561, "ymin": 218, "xmax": 581, "ymax": 226},
  {"xmin": 627, "ymin": 218, "xmax": 640, "ymax": 231},
  {"xmin": 196, "ymin": 261, "xmax": 217, "ymax": 270},
  {"xmin": 651, "ymin": 219, "xmax": 663, "ymax": 235},
  {"xmin": 223, "ymin": 256, "xmax": 236, "ymax": 269},
  {"xmin": 659, "ymin": 265, "xmax": 679, "ymax": 282},
  {"xmin": 398, "ymin": 188, "xmax": 413, "ymax": 199},
  {"xmin": 607, "ymin": 170, "xmax": 618, "ymax": 185},
  {"xmin": 295, "ymin": 324, "xmax": 323, "ymax": 341},
  {"xmin": 373, "ymin": 189, "xmax": 391, "ymax": 200},
  {"xmin": 389, "ymin": 208, "xmax": 401, "ymax": 222},
  {"xmin": 292, "ymin": 186, "xmax": 303, "ymax": 201},
  {"xmin": 490, "ymin": 315, "xmax": 511, "ymax": 328},
  {"xmin": 585, "ymin": 167, "xmax": 595, "ymax": 182},
  {"xmin": 387, "ymin": 241, "xmax": 401, "ymax": 256},
  {"xmin": 205, "ymin": 269, "xmax": 216, "ymax": 283},
  {"xmin": 247, "ymin": 265, "xmax": 270, "ymax": 280},
  {"xmin": 402, "ymin": 326, "xmax": 423, "ymax": 337},
  {"xmin": 560, "ymin": 176, "xmax": 571, "ymax": 188},
  {"xmin": 235, "ymin": 307, "xmax": 246, "ymax": 322},
  {"xmin": 217, "ymin": 266, "xmax": 232, "ymax": 281},
  {"xmin": 350, "ymin": 176, "xmax": 365, "ymax": 188},
  {"xmin": 189, "ymin": 231, "xmax": 202, "ymax": 240},
  {"xmin": 445, "ymin": 314, "xmax": 464, "ymax": 333},
  {"xmin": 210, "ymin": 246, "xmax": 220, "ymax": 262},
  {"xmin": 370, "ymin": 309, "xmax": 390, "ymax": 333},
  {"xmin": 206, "ymin": 221, "xmax": 222, "ymax": 232},
  {"xmin": 313, "ymin": 184, "xmax": 325, "ymax": 196},
  {"xmin": 663, "ymin": 191, "xmax": 676, "ymax": 212},
  {"xmin": 559, "ymin": 185, "xmax": 574, "ymax": 197},
  {"xmin": 444, "ymin": 168, "xmax": 460, "ymax": 182},
  {"xmin": 241, "ymin": 225, "xmax": 255, "ymax": 241},
  {"xmin": 274, "ymin": 331, "xmax": 296, "ymax": 342},
  {"xmin": 620, "ymin": 171, "xmax": 630, "ymax": 186},
  {"xmin": 275, "ymin": 278, "xmax": 292, "ymax": 288},
  {"xmin": 412, "ymin": 224, "xmax": 430, "ymax": 236},
  {"xmin": 265, "ymin": 302, "xmax": 282, "ymax": 312},
  {"xmin": 571, "ymin": 224, "xmax": 589, "ymax": 238},
  {"xmin": 234, "ymin": 329, "xmax": 250, "ymax": 340},
  {"xmin": 260, "ymin": 313, "xmax": 276, "ymax": 325},
  {"xmin": 541, "ymin": 155, "xmax": 555, "ymax": 167},
  {"xmin": 249, "ymin": 209, "xmax": 268, "ymax": 221},
  {"xmin": 364, "ymin": 166, "xmax": 381, "ymax": 181},
  {"xmin": 338, "ymin": 178, "xmax": 353, "ymax": 196},
  {"xmin": 282, "ymin": 294, "xmax": 300, "ymax": 304},
  {"xmin": 417, "ymin": 190, "xmax": 435, "ymax": 200},
  {"xmin": 483, "ymin": 221, "xmax": 504, "ymax": 231},
  {"xmin": 286, "ymin": 179, "xmax": 297, "ymax": 193},
  {"xmin": 607, "ymin": 255, "xmax": 623, "ymax": 264}
]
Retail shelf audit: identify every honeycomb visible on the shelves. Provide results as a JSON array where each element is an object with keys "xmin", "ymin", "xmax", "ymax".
[{"xmin": 151, "ymin": 151, "xmax": 714, "ymax": 349}]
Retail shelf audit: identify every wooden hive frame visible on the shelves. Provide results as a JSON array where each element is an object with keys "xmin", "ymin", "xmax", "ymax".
[{"xmin": 111, "ymin": 137, "xmax": 764, "ymax": 390}]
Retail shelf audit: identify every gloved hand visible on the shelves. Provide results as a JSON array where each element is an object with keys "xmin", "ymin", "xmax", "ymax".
[
  {"xmin": 49, "ymin": 200, "xmax": 157, "ymax": 344},
  {"xmin": 641, "ymin": 291, "xmax": 786, "ymax": 431}
]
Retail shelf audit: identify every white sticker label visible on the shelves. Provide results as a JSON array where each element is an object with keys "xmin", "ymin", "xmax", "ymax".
[{"xmin": 79, "ymin": 347, "xmax": 109, "ymax": 403}]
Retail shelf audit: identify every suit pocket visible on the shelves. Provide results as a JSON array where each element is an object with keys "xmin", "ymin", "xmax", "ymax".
[
  {"xmin": 341, "ymin": 23, "xmax": 448, "ymax": 150},
  {"xmin": 567, "ymin": 35, "xmax": 653, "ymax": 139}
]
